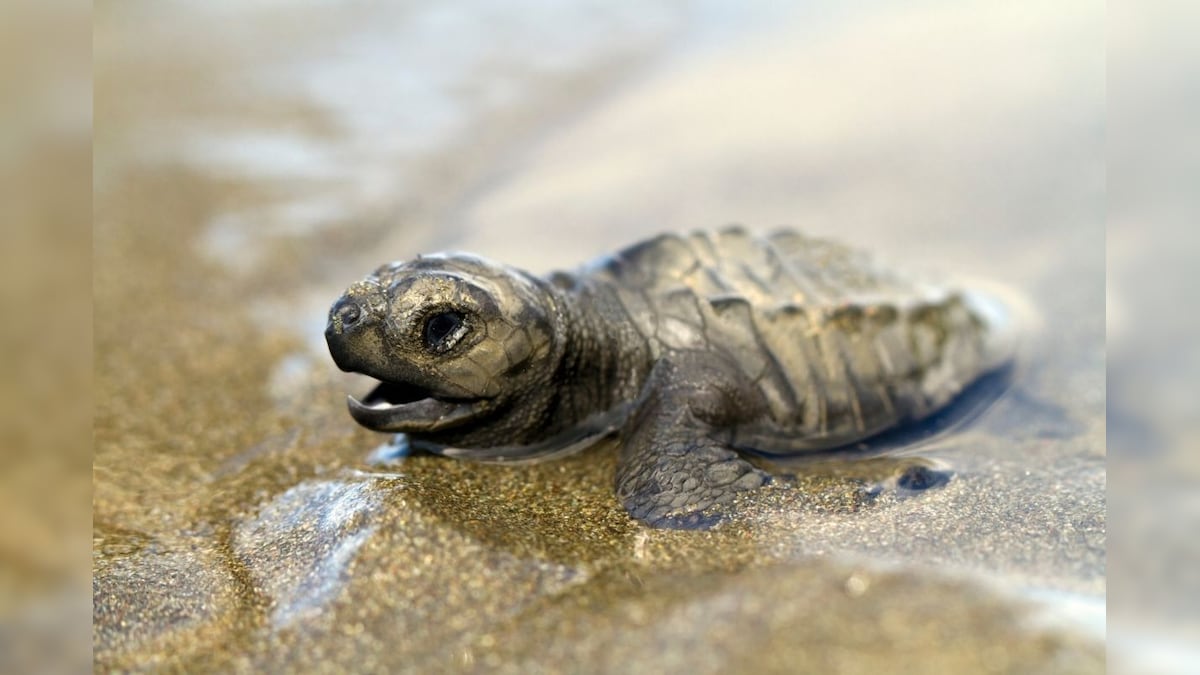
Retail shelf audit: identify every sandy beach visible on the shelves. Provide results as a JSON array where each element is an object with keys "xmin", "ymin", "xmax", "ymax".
[{"xmin": 94, "ymin": 2, "xmax": 1104, "ymax": 672}]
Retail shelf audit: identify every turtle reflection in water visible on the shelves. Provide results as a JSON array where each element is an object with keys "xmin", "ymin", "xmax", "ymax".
[{"xmin": 326, "ymin": 226, "xmax": 1013, "ymax": 528}]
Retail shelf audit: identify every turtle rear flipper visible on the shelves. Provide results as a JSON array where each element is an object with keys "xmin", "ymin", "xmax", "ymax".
[{"xmin": 615, "ymin": 352, "xmax": 773, "ymax": 529}]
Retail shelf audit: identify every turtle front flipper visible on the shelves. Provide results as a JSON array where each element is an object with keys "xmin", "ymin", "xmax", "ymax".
[{"xmin": 615, "ymin": 352, "xmax": 774, "ymax": 529}]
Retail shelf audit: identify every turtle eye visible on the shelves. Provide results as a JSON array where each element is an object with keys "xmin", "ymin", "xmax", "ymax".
[{"xmin": 423, "ymin": 310, "xmax": 468, "ymax": 353}]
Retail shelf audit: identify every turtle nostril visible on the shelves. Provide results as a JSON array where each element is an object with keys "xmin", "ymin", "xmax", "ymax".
[{"xmin": 333, "ymin": 300, "xmax": 362, "ymax": 330}]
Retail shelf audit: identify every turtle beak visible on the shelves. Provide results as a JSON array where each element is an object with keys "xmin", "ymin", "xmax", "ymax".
[{"xmin": 346, "ymin": 380, "xmax": 487, "ymax": 432}]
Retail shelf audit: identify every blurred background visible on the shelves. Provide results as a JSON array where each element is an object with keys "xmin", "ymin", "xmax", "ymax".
[
  {"xmin": 1, "ymin": 1, "xmax": 91, "ymax": 672},
  {"xmin": 1108, "ymin": 1, "xmax": 1200, "ymax": 672},
  {"xmin": 0, "ymin": 0, "xmax": 1193, "ymax": 672}
]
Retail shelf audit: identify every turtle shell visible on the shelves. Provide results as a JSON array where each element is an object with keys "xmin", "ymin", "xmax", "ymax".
[{"xmin": 580, "ymin": 226, "xmax": 1012, "ymax": 454}]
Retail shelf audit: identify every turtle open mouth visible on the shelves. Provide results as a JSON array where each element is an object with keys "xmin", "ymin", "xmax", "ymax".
[{"xmin": 346, "ymin": 379, "xmax": 486, "ymax": 433}]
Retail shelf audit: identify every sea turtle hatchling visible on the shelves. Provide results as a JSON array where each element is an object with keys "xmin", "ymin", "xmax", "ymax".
[{"xmin": 325, "ymin": 226, "xmax": 1013, "ymax": 528}]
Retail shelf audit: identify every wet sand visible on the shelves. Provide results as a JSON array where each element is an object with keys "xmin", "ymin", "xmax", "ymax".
[{"xmin": 94, "ymin": 2, "xmax": 1104, "ymax": 672}]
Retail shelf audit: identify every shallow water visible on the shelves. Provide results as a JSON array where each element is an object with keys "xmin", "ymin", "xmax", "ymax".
[{"xmin": 95, "ymin": 2, "xmax": 1104, "ymax": 672}]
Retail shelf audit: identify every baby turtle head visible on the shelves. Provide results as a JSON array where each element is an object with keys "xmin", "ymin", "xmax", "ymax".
[{"xmin": 326, "ymin": 253, "xmax": 559, "ymax": 443}]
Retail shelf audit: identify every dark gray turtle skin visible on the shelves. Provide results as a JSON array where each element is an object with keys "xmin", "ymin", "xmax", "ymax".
[{"xmin": 326, "ymin": 226, "xmax": 1012, "ymax": 528}]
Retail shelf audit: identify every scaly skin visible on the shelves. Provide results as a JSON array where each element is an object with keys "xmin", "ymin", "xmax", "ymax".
[{"xmin": 326, "ymin": 226, "xmax": 1005, "ymax": 528}]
